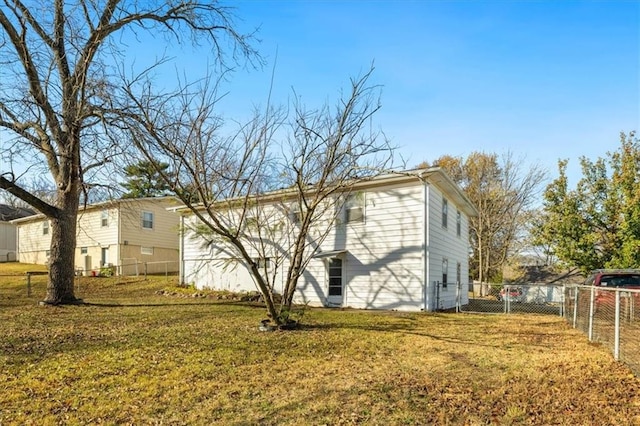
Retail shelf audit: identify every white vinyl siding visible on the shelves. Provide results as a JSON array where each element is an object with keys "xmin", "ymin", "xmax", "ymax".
[
  {"xmin": 181, "ymin": 173, "xmax": 473, "ymax": 312},
  {"xmin": 428, "ymin": 186, "xmax": 471, "ymax": 310}
]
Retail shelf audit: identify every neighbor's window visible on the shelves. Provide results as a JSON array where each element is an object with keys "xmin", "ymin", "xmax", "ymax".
[
  {"xmin": 80, "ymin": 247, "xmax": 88, "ymax": 255},
  {"xmin": 101, "ymin": 210, "xmax": 108, "ymax": 227},
  {"xmin": 345, "ymin": 193, "xmax": 365, "ymax": 223},
  {"xmin": 43, "ymin": 221, "xmax": 49, "ymax": 235},
  {"xmin": 142, "ymin": 211, "xmax": 154, "ymax": 229},
  {"xmin": 141, "ymin": 246, "xmax": 154, "ymax": 255},
  {"xmin": 442, "ymin": 197, "xmax": 448, "ymax": 228},
  {"xmin": 456, "ymin": 210, "xmax": 461, "ymax": 237}
]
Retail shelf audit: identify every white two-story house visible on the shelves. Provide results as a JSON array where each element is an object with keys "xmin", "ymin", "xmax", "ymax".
[{"xmin": 176, "ymin": 168, "xmax": 478, "ymax": 312}]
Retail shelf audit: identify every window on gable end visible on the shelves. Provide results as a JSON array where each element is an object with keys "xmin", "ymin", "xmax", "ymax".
[
  {"xmin": 442, "ymin": 197, "xmax": 448, "ymax": 228},
  {"xmin": 43, "ymin": 221, "xmax": 49, "ymax": 235},
  {"xmin": 442, "ymin": 258, "xmax": 448, "ymax": 288},
  {"xmin": 101, "ymin": 210, "xmax": 109, "ymax": 227}
]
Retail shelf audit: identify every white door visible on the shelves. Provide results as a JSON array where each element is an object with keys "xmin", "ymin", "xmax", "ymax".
[{"xmin": 326, "ymin": 258, "xmax": 344, "ymax": 306}]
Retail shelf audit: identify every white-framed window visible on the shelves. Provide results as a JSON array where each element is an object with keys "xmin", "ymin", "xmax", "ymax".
[
  {"xmin": 80, "ymin": 247, "xmax": 88, "ymax": 255},
  {"xmin": 456, "ymin": 210, "xmax": 461, "ymax": 237},
  {"xmin": 255, "ymin": 257, "xmax": 272, "ymax": 270},
  {"xmin": 245, "ymin": 216, "xmax": 258, "ymax": 229},
  {"xmin": 101, "ymin": 210, "xmax": 109, "ymax": 227},
  {"xmin": 442, "ymin": 258, "xmax": 448, "ymax": 288},
  {"xmin": 345, "ymin": 192, "xmax": 365, "ymax": 224},
  {"xmin": 141, "ymin": 211, "xmax": 154, "ymax": 229},
  {"xmin": 442, "ymin": 197, "xmax": 448, "ymax": 228},
  {"xmin": 43, "ymin": 221, "xmax": 49, "ymax": 235},
  {"xmin": 141, "ymin": 246, "xmax": 154, "ymax": 255},
  {"xmin": 290, "ymin": 205, "xmax": 301, "ymax": 225}
]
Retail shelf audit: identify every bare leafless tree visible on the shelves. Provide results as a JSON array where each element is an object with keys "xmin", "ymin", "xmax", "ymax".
[
  {"xmin": 122, "ymin": 67, "xmax": 395, "ymax": 326},
  {"xmin": 421, "ymin": 152, "xmax": 548, "ymax": 283},
  {"xmin": 0, "ymin": 0, "xmax": 257, "ymax": 304}
]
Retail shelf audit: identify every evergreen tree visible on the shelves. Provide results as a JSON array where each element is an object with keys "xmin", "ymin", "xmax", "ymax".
[{"xmin": 121, "ymin": 161, "xmax": 172, "ymax": 199}]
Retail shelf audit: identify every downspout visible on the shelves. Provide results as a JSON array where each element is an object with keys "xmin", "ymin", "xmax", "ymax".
[
  {"xmin": 15, "ymin": 224, "xmax": 19, "ymax": 263},
  {"xmin": 423, "ymin": 180, "xmax": 431, "ymax": 312},
  {"xmin": 117, "ymin": 203, "xmax": 122, "ymax": 273},
  {"xmin": 179, "ymin": 214, "xmax": 185, "ymax": 285}
]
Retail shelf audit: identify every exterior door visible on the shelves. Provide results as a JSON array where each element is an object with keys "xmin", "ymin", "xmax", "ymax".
[
  {"xmin": 326, "ymin": 258, "xmax": 344, "ymax": 306},
  {"xmin": 101, "ymin": 247, "xmax": 109, "ymax": 267}
]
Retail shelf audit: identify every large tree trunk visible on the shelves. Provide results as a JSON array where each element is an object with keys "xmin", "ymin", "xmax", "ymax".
[{"xmin": 43, "ymin": 190, "xmax": 81, "ymax": 304}]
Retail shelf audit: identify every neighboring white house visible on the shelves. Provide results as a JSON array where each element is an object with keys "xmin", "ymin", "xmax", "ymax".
[
  {"xmin": 12, "ymin": 197, "xmax": 180, "ymax": 275},
  {"xmin": 176, "ymin": 168, "xmax": 478, "ymax": 312},
  {"xmin": 0, "ymin": 204, "xmax": 35, "ymax": 262}
]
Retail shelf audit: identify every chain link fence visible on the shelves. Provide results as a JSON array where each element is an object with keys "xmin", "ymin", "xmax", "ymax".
[
  {"xmin": 563, "ymin": 285, "xmax": 640, "ymax": 375},
  {"xmin": 460, "ymin": 283, "xmax": 564, "ymax": 315},
  {"xmin": 459, "ymin": 283, "xmax": 640, "ymax": 376}
]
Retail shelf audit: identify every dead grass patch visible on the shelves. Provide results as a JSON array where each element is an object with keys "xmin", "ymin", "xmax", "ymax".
[{"xmin": 0, "ymin": 264, "xmax": 639, "ymax": 425}]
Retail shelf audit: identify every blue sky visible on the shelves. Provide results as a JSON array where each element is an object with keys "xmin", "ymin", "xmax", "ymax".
[{"xmin": 183, "ymin": 0, "xmax": 639, "ymax": 185}]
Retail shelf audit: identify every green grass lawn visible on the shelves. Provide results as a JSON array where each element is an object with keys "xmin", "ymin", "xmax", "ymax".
[{"xmin": 1, "ymin": 263, "xmax": 639, "ymax": 425}]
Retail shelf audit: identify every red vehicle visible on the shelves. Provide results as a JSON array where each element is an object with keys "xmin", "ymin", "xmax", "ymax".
[
  {"xmin": 496, "ymin": 286, "xmax": 523, "ymax": 302},
  {"xmin": 585, "ymin": 269, "xmax": 640, "ymax": 305}
]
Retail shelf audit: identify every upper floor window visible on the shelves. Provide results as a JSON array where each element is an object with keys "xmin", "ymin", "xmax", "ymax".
[
  {"xmin": 442, "ymin": 197, "xmax": 448, "ymax": 228},
  {"xmin": 101, "ymin": 210, "xmax": 109, "ymax": 227},
  {"xmin": 142, "ymin": 211, "xmax": 154, "ymax": 229},
  {"xmin": 289, "ymin": 205, "xmax": 301, "ymax": 225},
  {"xmin": 43, "ymin": 221, "xmax": 49, "ymax": 235},
  {"xmin": 345, "ymin": 193, "xmax": 364, "ymax": 224},
  {"xmin": 456, "ymin": 210, "xmax": 461, "ymax": 237}
]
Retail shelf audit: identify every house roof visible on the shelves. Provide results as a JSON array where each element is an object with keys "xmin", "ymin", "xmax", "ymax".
[
  {"xmin": 170, "ymin": 167, "xmax": 478, "ymax": 217},
  {"xmin": 9, "ymin": 196, "xmax": 179, "ymax": 225},
  {"xmin": 0, "ymin": 204, "xmax": 35, "ymax": 221}
]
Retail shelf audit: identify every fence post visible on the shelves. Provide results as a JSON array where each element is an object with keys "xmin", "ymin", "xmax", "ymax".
[
  {"xmin": 144, "ymin": 262, "xmax": 148, "ymax": 279},
  {"xmin": 504, "ymin": 284, "xmax": 510, "ymax": 314},
  {"xmin": 165, "ymin": 261, "xmax": 168, "ymax": 279},
  {"xmin": 588, "ymin": 285, "xmax": 595, "ymax": 341},
  {"xmin": 614, "ymin": 290, "xmax": 621, "ymax": 360},
  {"xmin": 572, "ymin": 287, "xmax": 578, "ymax": 328},
  {"xmin": 26, "ymin": 272, "xmax": 31, "ymax": 297}
]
